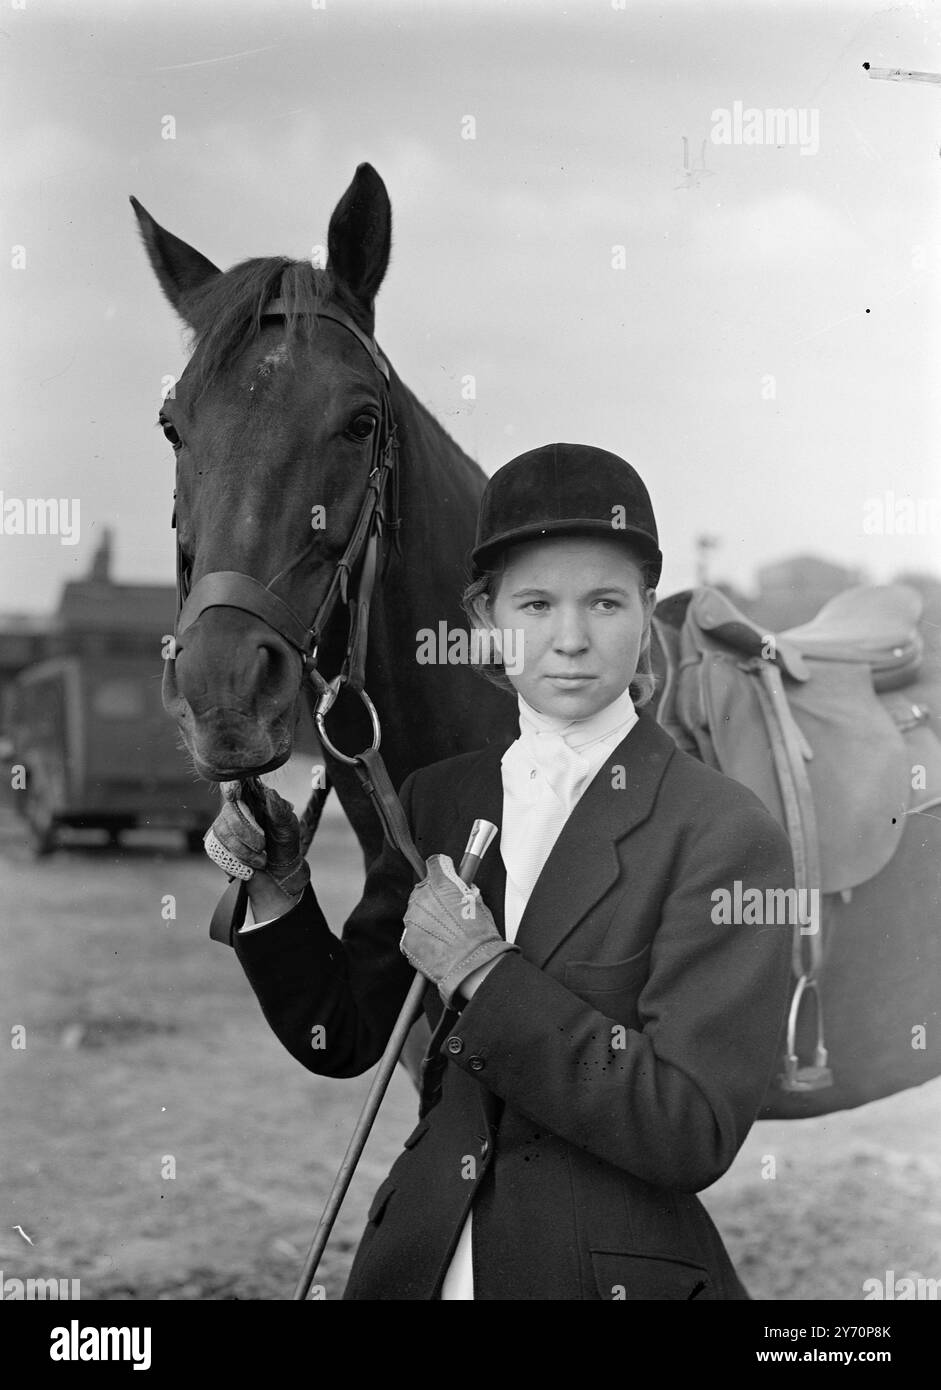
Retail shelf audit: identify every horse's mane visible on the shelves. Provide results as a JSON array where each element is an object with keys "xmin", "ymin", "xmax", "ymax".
[
  {"xmin": 182, "ymin": 257, "xmax": 333, "ymax": 399},
  {"xmin": 176, "ymin": 255, "xmax": 485, "ymax": 491}
]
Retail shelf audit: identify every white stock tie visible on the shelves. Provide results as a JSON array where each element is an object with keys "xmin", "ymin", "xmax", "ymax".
[
  {"xmin": 440, "ymin": 683, "xmax": 639, "ymax": 1300},
  {"xmin": 499, "ymin": 686, "xmax": 639, "ymax": 942}
]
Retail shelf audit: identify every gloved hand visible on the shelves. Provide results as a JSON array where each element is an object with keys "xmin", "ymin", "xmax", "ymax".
[
  {"xmin": 400, "ymin": 854, "xmax": 518, "ymax": 1007},
  {"xmin": 204, "ymin": 782, "xmax": 311, "ymax": 898}
]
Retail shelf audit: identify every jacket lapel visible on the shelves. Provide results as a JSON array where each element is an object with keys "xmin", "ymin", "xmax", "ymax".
[
  {"xmin": 433, "ymin": 712, "xmax": 676, "ymax": 1133},
  {"xmin": 513, "ymin": 709, "xmax": 677, "ymax": 968},
  {"xmin": 447, "ymin": 747, "xmax": 508, "ymax": 1135},
  {"xmin": 451, "ymin": 745, "xmax": 507, "ymax": 938}
]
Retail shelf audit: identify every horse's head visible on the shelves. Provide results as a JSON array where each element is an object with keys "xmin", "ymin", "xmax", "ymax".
[{"xmin": 132, "ymin": 165, "xmax": 393, "ymax": 781}]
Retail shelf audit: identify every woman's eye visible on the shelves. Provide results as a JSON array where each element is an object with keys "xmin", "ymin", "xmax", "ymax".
[
  {"xmin": 523, "ymin": 600, "xmax": 548, "ymax": 613},
  {"xmin": 346, "ymin": 414, "xmax": 378, "ymax": 441}
]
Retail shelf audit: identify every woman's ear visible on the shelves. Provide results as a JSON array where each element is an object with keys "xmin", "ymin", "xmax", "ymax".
[
  {"xmin": 469, "ymin": 590, "xmax": 507, "ymax": 665},
  {"xmin": 469, "ymin": 592, "xmax": 495, "ymax": 629}
]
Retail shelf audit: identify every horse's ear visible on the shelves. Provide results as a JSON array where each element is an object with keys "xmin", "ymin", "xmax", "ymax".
[
  {"xmin": 326, "ymin": 164, "xmax": 391, "ymax": 313},
  {"xmin": 130, "ymin": 196, "xmax": 221, "ymax": 321}
]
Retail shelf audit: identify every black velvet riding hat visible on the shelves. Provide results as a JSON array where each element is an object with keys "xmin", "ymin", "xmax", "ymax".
[{"xmin": 471, "ymin": 442, "xmax": 662, "ymax": 584}]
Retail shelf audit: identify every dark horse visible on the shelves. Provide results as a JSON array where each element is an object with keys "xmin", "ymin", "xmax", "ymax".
[
  {"xmin": 134, "ymin": 165, "xmax": 940, "ymax": 1120},
  {"xmin": 132, "ymin": 165, "xmax": 516, "ymax": 855},
  {"xmin": 132, "ymin": 164, "xmax": 517, "ymax": 1082}
]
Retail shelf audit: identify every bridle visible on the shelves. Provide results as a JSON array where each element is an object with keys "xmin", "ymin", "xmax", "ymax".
[
  {"xmin": 183, "ymin": 296, "xmax": 429, "ymax": 951},
  {"xmin": 171, "ymin": 300, "xmax": 400, "ymax": 771}
]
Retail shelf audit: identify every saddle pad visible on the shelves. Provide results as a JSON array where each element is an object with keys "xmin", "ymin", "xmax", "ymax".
[{"xmin": 678, "ymin": 641, "xmax": 912, "ymax": 894}]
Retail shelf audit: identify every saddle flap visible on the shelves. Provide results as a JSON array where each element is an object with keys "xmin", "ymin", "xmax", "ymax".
[
  {"xmin": 784, "ymin": 663, "xmax": 910, "ymax": 892},
  {"xmin": 686, "ymin": 646, "xmax": 910, "ymax": 894}
]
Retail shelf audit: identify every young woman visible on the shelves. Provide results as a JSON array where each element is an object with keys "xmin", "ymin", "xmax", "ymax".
[{"xmin": 208, "ymin": 442, "xmax": 794, "ymax": 1300}]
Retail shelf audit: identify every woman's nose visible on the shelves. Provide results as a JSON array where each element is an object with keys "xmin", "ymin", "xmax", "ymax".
[{"xmin": 552, "ymin": 611, "xmax": 589, "ymax": 655}]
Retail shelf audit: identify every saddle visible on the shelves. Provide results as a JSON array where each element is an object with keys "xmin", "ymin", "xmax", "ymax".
[
  {"xmin": 687, "ymin": 583, "xmax": 925, "ymax": 689},
  {"xmin": 654, "ymin": 583, "xmax": 941, "ymax": 1095}
]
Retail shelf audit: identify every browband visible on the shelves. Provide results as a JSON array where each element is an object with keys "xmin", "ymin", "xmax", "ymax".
[{"xmin": 262, "ymin": 299, "xmax": 390, "ymax": 384}]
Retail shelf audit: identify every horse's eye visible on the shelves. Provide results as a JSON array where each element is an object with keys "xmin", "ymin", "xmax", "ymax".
[
  {"xmin": 161, "ymin": 420, "xmax": 183, "ymax": 451},
  {"xmin": 346, "ymin": 413, "xmax": 377, "ymax": 442}
]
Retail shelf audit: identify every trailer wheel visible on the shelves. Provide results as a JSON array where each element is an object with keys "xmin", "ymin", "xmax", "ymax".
[{"xmin": 24, "ymin": 783, "xmax": 57, "ymax": 856}]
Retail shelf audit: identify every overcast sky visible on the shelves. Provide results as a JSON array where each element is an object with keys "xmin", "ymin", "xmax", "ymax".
[{"xmin": 2, "ymin": 0, "xmax": 939, "ymax": 615}]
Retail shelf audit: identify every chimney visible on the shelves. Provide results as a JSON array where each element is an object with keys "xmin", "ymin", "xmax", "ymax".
[{"xmin": 89, "ymin": 527, "xmax": 113, "ymax": 583}]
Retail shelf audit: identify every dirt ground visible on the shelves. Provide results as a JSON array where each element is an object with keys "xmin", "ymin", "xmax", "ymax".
[{"xmin": 1, "ymin": 771, "xmax": 939, "ymax": 1302}]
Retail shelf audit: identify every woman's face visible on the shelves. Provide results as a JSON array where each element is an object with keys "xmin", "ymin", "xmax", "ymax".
[{"xmin": 479, "ymin": 534, "xmax": 655, "ymax": 720}]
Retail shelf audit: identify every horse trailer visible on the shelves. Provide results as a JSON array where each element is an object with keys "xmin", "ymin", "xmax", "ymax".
[{"xmin": 4, "ymin": 653, "xmax": 219, "ymax": 854}]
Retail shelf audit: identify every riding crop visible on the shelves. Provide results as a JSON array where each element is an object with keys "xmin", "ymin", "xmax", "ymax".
[{"xmin": 291, "ymin": 814, "xmax": 497, "ymax": 1300}]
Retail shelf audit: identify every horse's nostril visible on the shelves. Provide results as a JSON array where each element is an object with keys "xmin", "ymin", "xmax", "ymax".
[{"xmin": 255, "ymin": 638, "xmax": 295, "ymax": 690}]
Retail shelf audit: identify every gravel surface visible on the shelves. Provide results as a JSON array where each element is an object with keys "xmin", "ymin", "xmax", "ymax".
[{"xmin": 2, "ymin": 788, "xmax": 938, "ymax": 1302}]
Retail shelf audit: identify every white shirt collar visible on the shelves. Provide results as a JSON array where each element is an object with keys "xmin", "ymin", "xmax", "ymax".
[{"xmin": 516, "ymin": 683, "xmax": 638, "ymax": 752}]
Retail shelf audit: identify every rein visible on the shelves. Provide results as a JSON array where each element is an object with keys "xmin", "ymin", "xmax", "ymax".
[{"xmin": 170, "ymin": 300, "xmax": 428, "ymax": 941}]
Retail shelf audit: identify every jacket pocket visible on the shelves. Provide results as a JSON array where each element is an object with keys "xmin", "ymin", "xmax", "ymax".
[
  {"xmin": 366, "ymin": 1174, "xmax": 397, "ymax": 1227},
  {"xmin": 563, "ymin": 944, "xmax": 652, "ymax": 994},
  {"xmin": 403, "ymin": 1117, "xmax": 431, "ymax": 1149},
  {"xmin": 590, "ymin": 1249, "xmax": 714, "ymax": 1301},
  {"xmin": 365, "ymin": 1118, "xmax": 429, "ymax": 1228}
]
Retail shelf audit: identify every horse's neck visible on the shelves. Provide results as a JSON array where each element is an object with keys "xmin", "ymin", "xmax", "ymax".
[
  {"xmin": 390, "ymin": 373, "xmax": 488, "ymax": 537},
  {"xmin": 375, "ymin": 373, "xmax": 487, "ymax": 651},
  {"xmin": 313, "ymin": 374, "xmax": 516, "ymax": 855}
]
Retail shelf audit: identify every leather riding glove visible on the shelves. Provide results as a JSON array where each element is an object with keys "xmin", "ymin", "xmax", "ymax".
[
  {"xmin": 400, "ymin": 854, "xmax": 518, "ymax": 1007},
  {"xmin": 204, "ymin": 782, "xmax": 311, "ymax": 898}
]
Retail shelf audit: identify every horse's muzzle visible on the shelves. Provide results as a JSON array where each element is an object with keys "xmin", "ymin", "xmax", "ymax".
[{"xmin": 162, "ymin": 610, "xmax": 302, "ymax": 780}]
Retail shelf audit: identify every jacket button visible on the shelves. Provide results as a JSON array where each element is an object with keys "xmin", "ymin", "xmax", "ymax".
[
  {"xmin": 469, "ymin": 1055, "xmax": 485, "ymax": 1072},
  {"xmin": 445, "ymin": 1036, "xmax": 464, "ymax": 1055}
]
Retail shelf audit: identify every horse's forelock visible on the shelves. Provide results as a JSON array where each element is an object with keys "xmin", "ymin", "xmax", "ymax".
[{"xmin": 181, "ymin": 257, "xmax": 331, "ymax": 401}]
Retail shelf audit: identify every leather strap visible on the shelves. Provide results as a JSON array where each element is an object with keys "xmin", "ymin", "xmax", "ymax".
[
  {"xmin": 351, "ymin": 747, "xmax": 427, "ymax": 880},
  {"xmin": 171, "ymin": 299, "xmax": 396, "ymax": 663},
  {"xmin": 263, "ymin": 300, "xmax": 390, "ymax": 384},
  {"xmin": 750, "ymin": 658, "xmax": 833, "ymax": 1091},
  {"xmin": 209, "ymin": 877, "xmax": 249, "ymax": 947},
  {"xmin": 188, "ymin": 301, "xmax": 415, "ymax": 955},
  {"xmin": 178, "ymin": 571, "xmax": 317, "ymax": 656},
  {"xmin": 342, "ymin": 531, "xmax": 378, "ymax": 693},
  {"xmin": 298, "ymin": 776, "xmax": 332, "ymax": 854},
  {"xmin": 751, "ymin": 660, "xmax": 823, "ymax": 977},
  {"xmin": 210, "ymin": 746, "xmax": 428, "ymax": 950}
]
